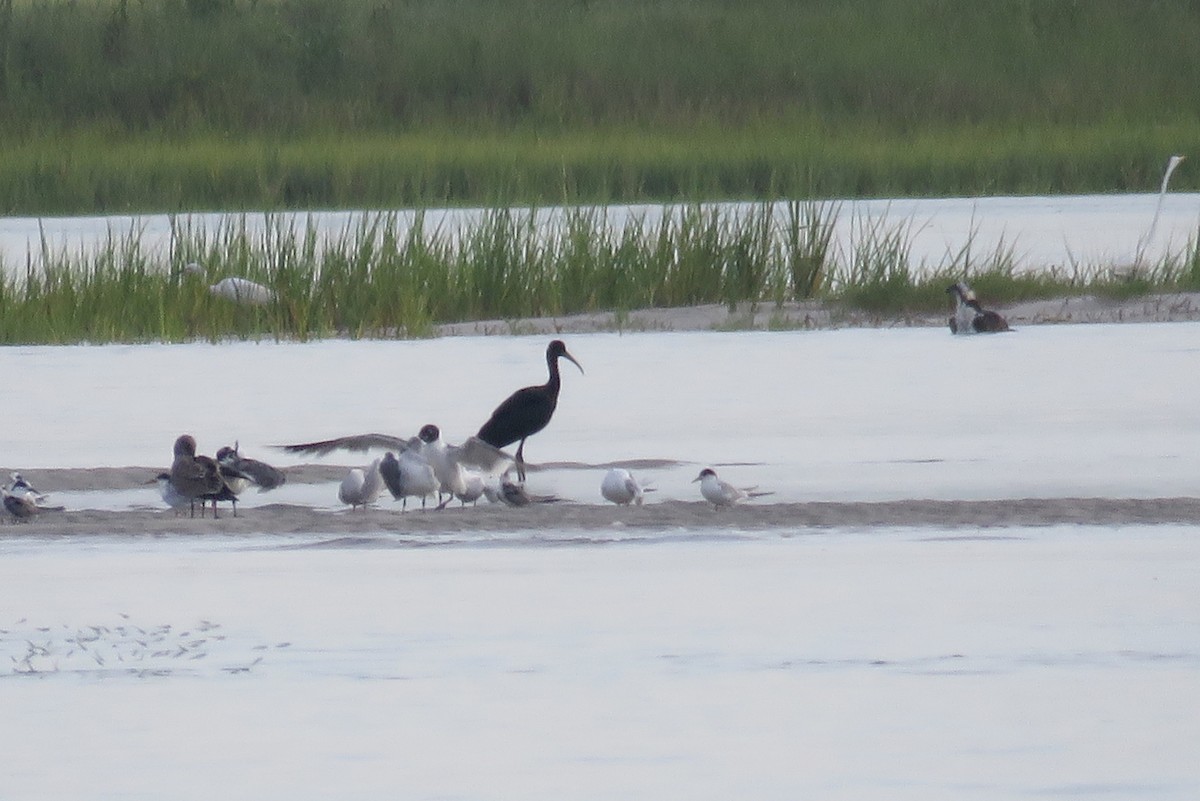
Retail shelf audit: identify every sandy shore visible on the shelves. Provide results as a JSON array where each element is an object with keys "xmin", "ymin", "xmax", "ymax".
[
  {"xmin": 4, "ymin": 466, "xmax": 1200, "ymax": 536},
  {"xmin": 434, "ymin": 291, "xmax": 1200, "ymax": 336},
  {"xmin": 8, "ymin": 497, "xmax": 1200, "ymax": 538}
]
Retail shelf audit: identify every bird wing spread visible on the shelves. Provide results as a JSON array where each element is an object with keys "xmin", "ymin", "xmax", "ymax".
[
  {"xmin": 237, "ymin": 458, "xmax": 287, "ymax": 490},
  {"xmin": 449, "ymin": 437, "xmax": 515, "ymax": 474},
  {"xmin": 277, "ymin": 433, "xmax": 417, "ymax": 456}
]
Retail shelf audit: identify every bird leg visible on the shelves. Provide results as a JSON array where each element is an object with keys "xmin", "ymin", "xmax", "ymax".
[{"xmin": 515, "ymin": 440, "xmax": 527, "ymax": 481}]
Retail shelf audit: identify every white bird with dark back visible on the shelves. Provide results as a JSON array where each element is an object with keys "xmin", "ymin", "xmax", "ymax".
[
  {"xmin": 3, "ymin": 473, "xmax": 65, "ymax": 522},
  {"xmin": 379, "ymin": 450, "xmax": 439, "ymax": 511},
  {"xmin": 946, "ymin": 281, "xmax": 1010, "ymax": 334},
  {"xmin": 692, "ymin": 468, "xmax": 773, "ymax": 509}
]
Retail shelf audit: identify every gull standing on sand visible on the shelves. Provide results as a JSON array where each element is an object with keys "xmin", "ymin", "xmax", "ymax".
[
  {"xmin": 601, "ymin": 468, "xmax": 652, "ymax": 506},
  {"xmin": 379, "ymin": 450, "xmax": 439, "ymax": 511},
  {"xmin": 414, "ymin": 424, "xmax": 496, "ymax": 508},
  {"xmin": 453, "ymin": 470, "xmax": 487, "ymax": 507},
  {"xmin": 693, "ymin": 468, "xmax": 773, "ymax": 509},
  {"xmin": 339, "ymin": 459, "xmax": 383, "ymax": 510}
]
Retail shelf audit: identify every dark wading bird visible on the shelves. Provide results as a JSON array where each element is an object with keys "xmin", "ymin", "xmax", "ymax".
[
  {"xmin": 946, "ymin": 281, "xmax": 1010, "ymax": 334},
  {"xmin": 476, "ymin": 340, "xmax": 584, "ymax": 481}
]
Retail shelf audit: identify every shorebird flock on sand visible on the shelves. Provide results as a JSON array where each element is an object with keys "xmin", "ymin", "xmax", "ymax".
[
  {"xmin": 11, "ymin": 152, "xmax": 1192, "ymax": 523},
  {"xmin": 3, "ymin": 283, "xmax": 1017, "ymax": 523}
]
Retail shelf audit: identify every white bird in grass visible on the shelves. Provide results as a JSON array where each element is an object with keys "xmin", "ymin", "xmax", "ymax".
[
  {"xmin": 181, "ymin": 262, "xmax": 276, "ymax": 306},
  {"xmin": 339, "ymin": 459, "xmax": 383, "ymax": 510},
  {"xmin": 601, "ymin": 468, "xmax": 653, "ymax": 506},
  {"xmin": 1143, "ymin": 154, "xmax": 1185, "ymax": 248},
  {"xmin": 692, "ymin": 468, "xmax": 773, "ymax": 509},
  {"xmin": 208, "ymin": 276, "xmax": 276, "ymax": 305}
]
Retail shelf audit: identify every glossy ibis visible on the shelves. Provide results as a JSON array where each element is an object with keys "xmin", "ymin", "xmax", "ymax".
[{"xmin": 476, "ymin": 340, "xmax": 583, "ymax": 480}]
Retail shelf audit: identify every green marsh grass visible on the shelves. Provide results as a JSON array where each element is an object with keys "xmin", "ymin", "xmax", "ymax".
[
  {"xmin": 2, "ymin": 1, "xmax": 1200, "ymax": 212},
  {"xmin": 3, "ymin": 203, "xmax": 1199, "ymax": 345}
]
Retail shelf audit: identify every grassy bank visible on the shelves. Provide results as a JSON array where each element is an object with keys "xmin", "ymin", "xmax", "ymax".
[
  {"xmin": 3, "ymin": 203, "xmax": 1198, "ymax": 344},
  {"xmin": 2, "ymin": 121, "xmax": 1196, "ymax": 215},
  {"xmin": 0, "ymin": 0, "xmax": 1198, "ymax": 212}
]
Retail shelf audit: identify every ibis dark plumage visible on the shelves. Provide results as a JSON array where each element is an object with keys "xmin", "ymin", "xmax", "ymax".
[{"xmin": 476, "ymin": 340, "xmax": 583, "ymax": 480}]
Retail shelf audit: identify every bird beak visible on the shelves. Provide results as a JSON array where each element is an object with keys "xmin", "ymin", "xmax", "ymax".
[
  {"xmin": 564, "ymin": 351, "xmax": 585, "ymax": 375},
  {"xmin": 691, "ymin": 475, "xmax": 701, "ymax": 483}
]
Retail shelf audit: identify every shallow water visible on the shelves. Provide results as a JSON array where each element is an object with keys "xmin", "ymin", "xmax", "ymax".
[
  {"xmin": 3, "ymin": 192, "xmax": 1199, "ymax": 278},
  {"xmin": 1, "ymin": 525, "xmax": 1196, "ymax": 800},
  {"xmin": 3, "ymin": 323, "xmax": 1199, "ymax": 506},
  {"xmin": 3, "ymin": 324, "xmax": 1199, "ymax": 798}
]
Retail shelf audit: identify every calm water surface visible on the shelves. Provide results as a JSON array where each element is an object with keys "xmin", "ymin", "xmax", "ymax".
[
  {"xmin": 2, "ymin": 323, "xmax": 1198, "ymax": 506},
  {"xmin": 0, "ymin": 526, "xmax": 1196, "ymax": 800},
  {"xmin": 3, "ymin": 192, "xmax": 1199, "ymax": 277},
  {"xmin": 2, "ymin": 321, "xmax": 1198, "ymax": 799}
]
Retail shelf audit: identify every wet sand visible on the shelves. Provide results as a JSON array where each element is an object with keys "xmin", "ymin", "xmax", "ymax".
[{"xmin": 5, "ymin": 466, "xmax": 1200, "ymax": 536}]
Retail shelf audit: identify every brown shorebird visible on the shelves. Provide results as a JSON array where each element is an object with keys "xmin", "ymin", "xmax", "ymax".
[{"xmin": 169, "ymin": 434, "xmax": 225, "ymax": 518}]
